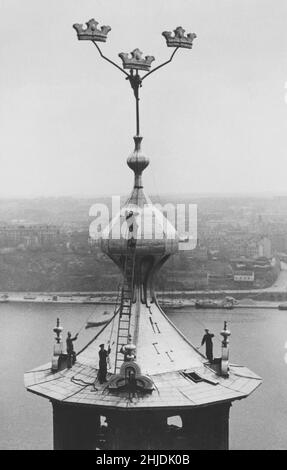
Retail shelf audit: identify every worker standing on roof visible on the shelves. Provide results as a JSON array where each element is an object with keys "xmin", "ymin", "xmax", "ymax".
[
  {"xmin": 66, "ymin": 331, "xmax": 78, "ymax": 367},
  {"xmin": 200, "ymin": 328, "xmax": 214, "ymax": 363},
  {"xmin": 98, "ymin": 342, "xmax": 111, "ymax": 384}
]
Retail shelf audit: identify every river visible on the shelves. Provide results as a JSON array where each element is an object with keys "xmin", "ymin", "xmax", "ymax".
[{"xmin": 1, "ymin": 302, "xmax": 286, "ymax": 450}]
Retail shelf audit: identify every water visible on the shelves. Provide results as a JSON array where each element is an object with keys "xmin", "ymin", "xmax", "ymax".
[{"xmin": 1, "ymin": 302, "xmax": 287, "ymax": 450}]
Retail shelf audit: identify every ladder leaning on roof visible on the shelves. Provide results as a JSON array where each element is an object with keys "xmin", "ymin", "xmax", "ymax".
[{"xmin": 114, "ymin": 238, "xmax": 136, "ymax": 374}]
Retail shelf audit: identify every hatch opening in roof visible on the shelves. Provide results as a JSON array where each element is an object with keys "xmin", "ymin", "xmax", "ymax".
[
  {"xmin": 182, "ymin": 371, "xmax": 218, "ymax": 385},
  {"xmin": 182, "ymin": 371, "xmax": 203, "ymax": 383}
]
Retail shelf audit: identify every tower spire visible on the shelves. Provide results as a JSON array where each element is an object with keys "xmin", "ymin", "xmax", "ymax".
[{"xmin": 24, "ymin": 20, "xmax": 262, "ymax": 452}]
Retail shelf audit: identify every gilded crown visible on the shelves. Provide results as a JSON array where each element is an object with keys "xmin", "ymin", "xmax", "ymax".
[
  {"xmin": 162, "ymin": 26, "xmax": 197, "ymax": 49},
  {"xmin": 73, "ymin": 18, "xmax": 111, "ymax": 42},
  {"xmin": 119, "ymin": 48, "xmax": 155, "ymax": 72}
]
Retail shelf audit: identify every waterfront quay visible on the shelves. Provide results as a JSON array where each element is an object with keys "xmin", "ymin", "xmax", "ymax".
[{"xmin": 0, "ymin": 290, "xmax": 285, "ymax": 307}]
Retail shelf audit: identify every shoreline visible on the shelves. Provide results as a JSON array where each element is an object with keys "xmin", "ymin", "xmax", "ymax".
[{"xmin": 0, "ymin": 292, "xmax": 282, "ymax": 310}]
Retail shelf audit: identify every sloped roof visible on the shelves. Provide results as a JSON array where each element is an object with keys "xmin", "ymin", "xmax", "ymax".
[
  {"xmin": 24, "ymin": 136, "xmax": 261, "ymax": 409},
  {"xmin": 24, "ymin": 299, "xmax": 261, "ymax": 409}
]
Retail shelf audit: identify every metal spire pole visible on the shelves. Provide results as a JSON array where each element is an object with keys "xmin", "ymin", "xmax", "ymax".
[
  {"xmin": 135, "ymin": 71, "xmax": 140, "ymax": 137},
  {"xmin": 126, "ymin": 70, "xmax": 142, "ymax": 136}
]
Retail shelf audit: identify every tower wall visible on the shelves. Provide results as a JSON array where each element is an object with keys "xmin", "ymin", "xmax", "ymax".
[
  {"xmin": 181, "ymin": 403, "xmax": 231, "ymax": 450},
  {"xmin": 52, "ymin": 402, "xmax": 101, "ymax": 450},
  {"xmin": 52, "ymin": 402, "xmax": 231, "ymax": 450}
]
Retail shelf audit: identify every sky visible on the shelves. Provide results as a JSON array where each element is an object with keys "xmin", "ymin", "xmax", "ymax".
[{"xmin": 1, "ymin": 0, "xmax": 287, "ymax": 198}]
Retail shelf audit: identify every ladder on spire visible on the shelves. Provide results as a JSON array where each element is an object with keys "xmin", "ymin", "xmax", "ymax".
[{"xmin": 114, "ymin": 241, "xmax": 136, "ymax": 374}]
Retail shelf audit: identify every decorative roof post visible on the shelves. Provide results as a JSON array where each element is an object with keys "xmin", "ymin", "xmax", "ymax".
[
  {"xmin": 220, "ymin": 321, "xmax": 231, "ymax": 377},
  {"xmin": 122, "ymin": 334, "xmax": 137, "ymax": 362},
  {"xmin": 51, "ymin": 318, "xmax": 64, "ymax": 372}
]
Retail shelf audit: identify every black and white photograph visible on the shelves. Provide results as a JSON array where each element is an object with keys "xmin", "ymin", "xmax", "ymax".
[{"xmin": 1, "ymin": 0, "xmax": 287, "ymax": 452}]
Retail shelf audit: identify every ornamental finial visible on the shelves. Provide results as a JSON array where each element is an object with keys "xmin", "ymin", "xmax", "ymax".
[
  {"xmin": 53, "ymin": 317, "xmax": 63, "ymax": 344},
  {"xmin": 73, "ymin": 19, "xmax": 111, "ymax": 42},
  {"xmin": 220, "ymin": 321, "xmax": 231, "ymax": 377},
  {"xmin": 127, "ymin": 136, "xmax": 149, "ymax": 189},
  {"xmin": 221, "ymin": 321, "xmax": 231, "ymax": 348},
  {"xmin": 162, "ymin": 26, "xmax": 197, "ymax": 49},
  {"xmin": 73, "ymin": 20, "xmax": 196, "ymax": 145},
  {"xmin": 51, "ymin": 318, "xmax": 64, "ymax": 372},
  {"xmin": 119, "ymin": 49, "xmax": 155, "ymax": 72}
]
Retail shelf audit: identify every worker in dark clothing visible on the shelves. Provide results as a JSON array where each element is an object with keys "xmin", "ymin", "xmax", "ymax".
[
  {"xmin": 98, "ymin": 343, "xmax": 111, "ymax": 384},
  {"xmin": 126, "ymin": 210, "xmax": 137, "ymax": 248},
  {"xmin": 201, "ymin": 329, "xmax": 214, "ymax": 363},
  {"xmin": 66, "ymin": 331, "xmax": 78, "ymax": 367}
]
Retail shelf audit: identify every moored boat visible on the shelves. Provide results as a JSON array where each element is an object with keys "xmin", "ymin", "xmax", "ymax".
[
  {"xmin": 86, "ymin": 319, "xmax": 111, "ymax": 328},
  {"xmin": 85, "ymin": 310, "xmax": 112, "ymax": 329},
  {"xmin": 24, "ymin": 295, "xmax": 37, "ymax": 301},
  {"xmin": 160, "ymin": 300, "xmax": 185, "ymax": 309},
  {"xmin": 0, "ymin": 294, "xmax": 9, "ymax": 302},
  {"xmin": 195, "ymin": 298, "xmax": 234, "ymax": 310}
]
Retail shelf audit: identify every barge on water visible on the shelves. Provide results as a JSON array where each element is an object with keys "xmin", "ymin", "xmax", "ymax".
[
  {"xmin": 159, "ymin": 299, "xmax": 185, "ymax": 310},
  {"xmin": 195, "ymin": 297, "xmax": 236, "ymax": 310}
]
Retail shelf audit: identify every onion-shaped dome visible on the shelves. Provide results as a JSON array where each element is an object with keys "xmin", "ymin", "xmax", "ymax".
[
  {"xmin": 99, "ymin": 136, "xmax": 178, "ymax": 302},
  {"xmin": 100, "ymin": 136, "xmax": 179, "ymax": 258}
]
